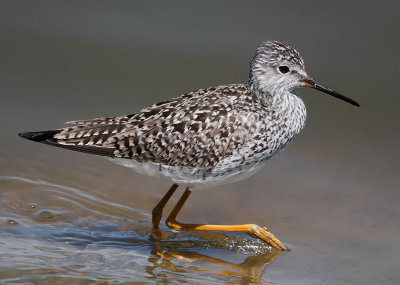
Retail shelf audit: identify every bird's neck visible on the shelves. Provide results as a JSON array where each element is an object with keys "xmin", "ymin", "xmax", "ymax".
[
  {"xmin": 250, "ymin": 87, "xmax": 307, "ymax": 126},
  {"xmin": 246, "ymin": 76, "xmax": 305, "ymax": 115},
  {"xmin": 248, "ymin": 85, "xmax": 295, "ymax": 107},
  {"xmin": 247, "ymin": 77, "xmax": 290, "ymax": 101}
]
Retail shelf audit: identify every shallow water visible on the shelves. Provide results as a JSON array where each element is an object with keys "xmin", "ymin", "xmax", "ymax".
[
  {"xmin": 1, "ymin": 1, "xmax": 400, "ymax": 284},
  {"xmin": 0, "ymin": 174, "xmax": 280, "ymax": 284}
]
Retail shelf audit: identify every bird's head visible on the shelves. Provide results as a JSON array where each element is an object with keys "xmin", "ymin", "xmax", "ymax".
[{"xmin": 247, "ymin": 41, "xmax": 359, "ymax": 107}]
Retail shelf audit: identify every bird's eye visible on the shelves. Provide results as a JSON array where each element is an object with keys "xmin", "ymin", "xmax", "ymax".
[{"xmin": 278, "ymin": 66, "xmax": 290, "ymax": 74}]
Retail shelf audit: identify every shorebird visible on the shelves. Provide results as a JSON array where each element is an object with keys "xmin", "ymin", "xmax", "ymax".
[{"xmin": 19, "ymin": 41, "xmax": 359, "ymax": 250}]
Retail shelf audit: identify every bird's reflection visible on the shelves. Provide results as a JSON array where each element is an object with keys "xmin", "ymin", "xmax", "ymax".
[{"xmin": 146, "ymin": 239, "xmax": 281, "ymax": 284}]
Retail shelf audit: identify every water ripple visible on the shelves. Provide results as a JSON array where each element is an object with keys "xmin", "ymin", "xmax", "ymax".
[{"xmin": 0, "ymin": 175, "xmax": 280, "ymax": 284}]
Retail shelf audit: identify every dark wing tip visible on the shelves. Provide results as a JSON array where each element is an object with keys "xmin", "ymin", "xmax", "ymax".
[
  {"xmin": 18, "ymin": 130, "xmax": 60, "ymax": 142},
  {"xmin": 19, "ymin": 130, "xmax": 115, "ymax": 157}
]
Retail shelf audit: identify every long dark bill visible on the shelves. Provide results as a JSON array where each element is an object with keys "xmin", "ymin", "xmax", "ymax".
[{"xmin": 302, "ymin": 78, "xmax": 360, "ymax": 107}]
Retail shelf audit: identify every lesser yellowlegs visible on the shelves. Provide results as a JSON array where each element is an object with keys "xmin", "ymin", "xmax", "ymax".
[{"xmin": 19, "ymin": 41, "xmax": 360, "ymax": 250}]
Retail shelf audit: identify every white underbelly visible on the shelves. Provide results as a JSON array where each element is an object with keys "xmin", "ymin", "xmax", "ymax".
[{"xmin": 108, "ymin": 157, "xmax": 268, "ymax": 190}]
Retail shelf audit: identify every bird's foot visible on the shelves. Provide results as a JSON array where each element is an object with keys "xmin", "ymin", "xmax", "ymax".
[{"xmin": 247, "ymin": 224, "xmax": 288, "ymax": 251}]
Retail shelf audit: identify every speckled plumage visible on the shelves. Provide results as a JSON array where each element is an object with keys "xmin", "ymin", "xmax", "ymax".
[
  {"xmin": 52, "ymin": 80, "xmax": 306, "ymax": 187},
  {"xmin": 24, "ymin": 41, "xmax": 353, "ymax": 188},
  {"xmin": 19, "ymin": 41, "xmax": 312, "ymax": 188}
]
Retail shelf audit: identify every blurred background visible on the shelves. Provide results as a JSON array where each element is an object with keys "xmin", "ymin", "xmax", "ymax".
[{"xmin": 0, "ymin": 1, "xmax": 399, "ymax": 284}]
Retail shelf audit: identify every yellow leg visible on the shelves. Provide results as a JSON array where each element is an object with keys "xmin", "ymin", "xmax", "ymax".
[
  {"xmin": 165, "ymin": 187, "xmax": 288, "ymax": 251},
  {"xmin": 152, "ymin": 184, "xmax": 179, "ymax": 236}
]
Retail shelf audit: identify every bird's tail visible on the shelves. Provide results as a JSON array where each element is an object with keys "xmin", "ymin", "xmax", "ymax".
[
  {"xmin": 18, "ymin": 130, "xmax": 115, "ymax": 157},
  {"xmin": 18, "ymin": 130, "xmax": 61, "ymax": 143}
]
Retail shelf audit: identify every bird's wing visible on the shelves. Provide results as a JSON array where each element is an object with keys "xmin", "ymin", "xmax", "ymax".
[
  {"xmin": 112, "ymin": 85, "xmax": 254, "ymax": 169},
  {"xmin": 49, "ymin": 84, "xmax": 253, "ymax": 168},
  {"xmin": 65, "ymin": 115, "xmax": 133, "ymax": 126}
]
